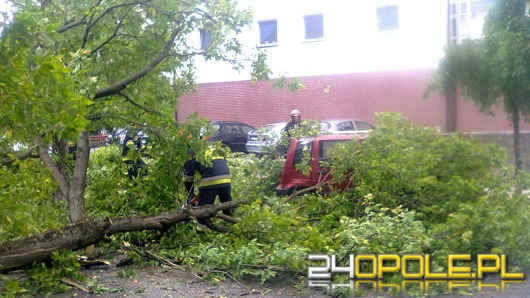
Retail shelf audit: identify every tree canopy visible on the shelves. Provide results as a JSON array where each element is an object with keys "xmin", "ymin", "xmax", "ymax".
[
  {"xmin": 426, "ymin": 0, "xmax": 530, "ymax": 171},
  {"xmin": 0, "ymin": 0, "xmax": 268, "ymax": 222}
]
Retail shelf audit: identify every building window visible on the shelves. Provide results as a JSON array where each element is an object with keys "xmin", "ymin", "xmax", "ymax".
[
  {"xmin": 304, "ymin": 14, "xmax": 323, "ymax": 40},
  {"xmin": 199, "ymin": 29, "xmax": 212, "ymax": 50},
  {"xmin": 258, "ymin": 19, "xmax": 277, "ymax": 45},
  {"xmin": 377, "ymin": 5, "xmax": 399, "ymax": 31}
]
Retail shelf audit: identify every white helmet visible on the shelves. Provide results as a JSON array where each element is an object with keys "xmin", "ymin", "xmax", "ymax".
[{"xmin": 290, "ymin": 109, "xmax": 301, "ymax": 117}]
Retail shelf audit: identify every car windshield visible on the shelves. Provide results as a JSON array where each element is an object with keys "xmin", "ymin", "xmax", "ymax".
[
  {"xmin": 262, "ymin": 124, "xmax": 278, "ymax": 132},
  {"xmin": 320, "ymin": 122, "xmax": 331, "ymax": 131},
  {"xmin": 252, "ymin": 124, "xmax": 283, "ymax": 135},
  {"xmin": 292, "ymin": 139, "xmax": 313, "ymax": 166}
]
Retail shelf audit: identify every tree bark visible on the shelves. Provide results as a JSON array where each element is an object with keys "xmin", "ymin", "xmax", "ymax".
[
  {"xmin": 512, "ymin": 101, "xmax": 522, "ymax": 172},
  {"xmin": 68, "ymin": 132, "xmax": 90, "ymax": 223},
  {"xmin": 0, "ymin": 200, "xmax": 246, "ymax": 273}
]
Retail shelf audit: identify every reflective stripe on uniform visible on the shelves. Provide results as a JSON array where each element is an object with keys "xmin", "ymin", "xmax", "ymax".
[
  {"xmin": 200, "ymin": 178, "xmax": 231, "ymax": 188},
  {"xmin": 201, "ymin": 174, "xmax": 230, "ymax": 183}
]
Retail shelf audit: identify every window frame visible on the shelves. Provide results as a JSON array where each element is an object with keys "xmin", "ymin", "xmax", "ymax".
[
  {"xmin": 258, "ymin": 19, "xmax": 278, "ymax": 47},
  {"xmin": 376, "ymin": 5, "xmax": 399, "ymax": 32},
  {"xmin": 303, "ymin": 13, "xmax": 324, "ymax": 40},
  {"xmin": 199, "ymin": 28, "xmax": 212, "ymax": 50}
]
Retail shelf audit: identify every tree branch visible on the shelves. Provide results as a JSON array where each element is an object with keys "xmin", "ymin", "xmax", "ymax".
[
  {"xmin": 119, "ymin": 92, "xmax": 163, "ymax": 115},
  {"xmin": 84, "ymin": 4, "xmax": 130, "ymax": 50},
  {"xmin": 93, "ymin": 25, "xmax": 182, "ymax": 100},
  {"xmin": 0, "ymin": 148, "xmax": 39, "ymax": 166},
  {"xmin": 56, "ymin": 18, "xmax": 88, "ymax": 33},
  {"xmin": 0, "ymin": 199, "xmax": 248, "ymax": 273},
  {"xmin": 56, "ymin": 0, "xmax": 104, "ymax": 33},
  {"xmin": 33, "ymin": 135, "xmax": 70, "ymax": 199}
]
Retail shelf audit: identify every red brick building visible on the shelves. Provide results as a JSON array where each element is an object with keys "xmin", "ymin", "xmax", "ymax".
[{"xmin": 178, "ymin": 68, "xmax": 530, "ymax": 133}]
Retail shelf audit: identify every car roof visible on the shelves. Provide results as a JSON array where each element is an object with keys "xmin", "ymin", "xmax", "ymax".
[
  {"xmin": 319, "ymin": 119, "xmax": 372, "ymax": 124},
  {"xmin": 210, "ymin": 121, "xmax": 256, "ymax": 128},
  {"xmin": 261, "ymin": 122, "xmax": 287, "ymax": 127},
  {"xmin": 211, "ymin": 120, "xmax": 251, "ymax": 124},
  {"xmin": 299, "ymin": 134, "xmax": 364, "ymax": 142}
]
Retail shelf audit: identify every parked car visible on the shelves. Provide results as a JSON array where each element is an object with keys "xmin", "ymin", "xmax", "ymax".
[
  {"xmin": 319, "ymin": 119, "xmax": 374, "ymax": 135},
  {"xmin": 276, "ymin": 134, "xmax": 365, "ymax": 196},
  {"xmin": 113, "ymin": 128, "xmax": 148, "ymax": 146},
  {"xmin": 208, "ymin": 121, "xmax": 256, "ymax": 153},
  {"xmin": 246, "ymin": 122, "xmax": 287, "ymax": 155}
]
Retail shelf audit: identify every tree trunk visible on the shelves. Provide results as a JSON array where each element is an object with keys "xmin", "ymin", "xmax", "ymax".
[
  {"xmin": 68, "ymin": 132, "xmax": 90, "ymax": 223},
  {"xmin": 512, "ymin": 101, "xmax": 522, "ymax": 172},
  {"xmin": 0, "ymin": 200, "xmax": 246, "ymax": 273}
]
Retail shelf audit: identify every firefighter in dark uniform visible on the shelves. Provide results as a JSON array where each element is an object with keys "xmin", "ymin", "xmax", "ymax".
[
  {"xmin": 121, "ymin": 130, "xmax": 148, "ymax": 180},
  {"xmin": 283, "ymin": 109, "xmax": 302, "ymax": 138},
  {"xmin": 183, "ymin": 147, "xmax": 233, "ymax": 229}
]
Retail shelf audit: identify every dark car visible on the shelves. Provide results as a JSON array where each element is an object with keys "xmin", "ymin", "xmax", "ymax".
[
  {"xmin": 208, "ymin": 121, "xmax": 256, "ymax": 153},
  {"xmin": 276, "ymin": 134, "xmax": 365, "ymax": 196}
]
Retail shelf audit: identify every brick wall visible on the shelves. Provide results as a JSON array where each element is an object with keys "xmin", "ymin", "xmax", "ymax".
[{"xmin": 177, "ymin": 68, "xmax": 530, "ymax": 133}]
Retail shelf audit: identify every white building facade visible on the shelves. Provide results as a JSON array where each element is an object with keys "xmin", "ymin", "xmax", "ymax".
[{"xmin": 178, "ymin": 0, "xmax": 527, "ymax": 134}]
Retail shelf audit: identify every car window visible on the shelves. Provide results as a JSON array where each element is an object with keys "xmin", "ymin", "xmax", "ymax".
[
  {"xmin": 225, "ymin": 125, "xmax": 241, "ymax": 134},
  {"xmin": 240, "ymin": 124, "xmax": 255, "ymax": 134},
  {"xmin": 355, "ymin": 121, "xmax": 374, "ymax": 130},
  {"xmin": 319, "ymin": 122, "xmax": 331, "ymax": 131},
  {"xmin": 318, "ymin": 140, "xmax": 346, "ymax": 161},
  {"xmin": 292, "ymin": 140, "xmax": 313, "ymax": 166},
  {"xmin": 211, "ymin": 124, "xmax": 221, "ymax": 132},
  {"xmin": 337, "ymin": 121, "xmax": 355, "ymax": 131}
]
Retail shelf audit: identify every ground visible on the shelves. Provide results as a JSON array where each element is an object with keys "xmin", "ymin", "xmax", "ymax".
[
  {"xmin": 1, "ymin": 252, "xmax": 330, "ymax": 298},
  {"xmin": 44, "ymin": 263, "xmax": 325, "ymax": 298},
  {"xmin": 2, "ymin": 253, "xmax": 529, "ymax": 297}
]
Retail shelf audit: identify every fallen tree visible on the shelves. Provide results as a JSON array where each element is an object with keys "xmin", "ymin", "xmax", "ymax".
[{"xmin": 0, "ymin": 200, "xmax": 246, "ymax": 273}]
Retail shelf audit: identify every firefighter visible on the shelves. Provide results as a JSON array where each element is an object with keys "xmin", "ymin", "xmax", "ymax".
[
  {"xmin": 121, "ymin": 130, "xmax": 148, "ymax": 181},
  {"xmin": 283, "ymin": 109, "xmax": 302, "ymax": 137},
  {"xmin": 183, "ymin": 147, "xmax": 233, "ymax": 230}
]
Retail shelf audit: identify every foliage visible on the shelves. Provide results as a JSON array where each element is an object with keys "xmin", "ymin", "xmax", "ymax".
[
  {"xmin": 228, "ymin": 153, "xmax": 284, "ymax": 198},
  {"xmin": 333, "ymin": 194, "xmax": 431, "ymax": 257},
  {"xmin": 330, "ymin": 112, "xmax": 507, "ymax": 224},
  {"xmin": 3, "ymin": 108, "xmax": 530, "ymax": 295},
  {"xmin": 430, "ymin": 170, "xmax": 530, "ymax": 269},
  {"xmin": 0, "ymin": 159, "xmax": 67, "ymax": 243},
  {"xmin": 23, "ymin": 250, "xmax": 86, "ymax": 295},
  {"xmin": 425, "ymin": 0, "xmax": 530, "ymax": 170},
  {"xmin": 85, "ymin": 145, "xmax": 179, "ymax": 218}
]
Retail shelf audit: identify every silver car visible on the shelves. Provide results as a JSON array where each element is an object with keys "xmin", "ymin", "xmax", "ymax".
[
  {"xmin": 246, "ymin": 122, "xmax": 287, "ymax": 154},
  {"xmin": 319, "ymin": 119, "xmax": 374, "ymax": 135}
]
